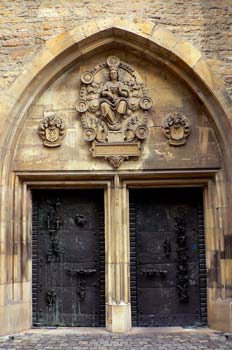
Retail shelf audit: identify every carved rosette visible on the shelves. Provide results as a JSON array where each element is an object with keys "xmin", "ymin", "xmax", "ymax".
[
  {"xmin": 162, "ymin": 112, "xmax": 191, "ymax": 146},
  {"xmin": 76, "ymin": 56, "xmax": 152, "ymax": 168},
  {"xmin": 38, "ymin": 112, "xmax": 66, "ymax": 147}
]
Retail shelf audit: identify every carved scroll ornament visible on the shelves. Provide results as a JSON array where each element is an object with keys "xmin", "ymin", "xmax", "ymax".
[
  {"xmin": 38, "ymin": 112, "xmax": 66, "ymax": 147},
  {"xmin": 76, "ymin": 56, "xmax": 152, "ymax": 168},
  {"xmin": 162, "ymin": 112, "xmax": 191, "ymax": 146}
]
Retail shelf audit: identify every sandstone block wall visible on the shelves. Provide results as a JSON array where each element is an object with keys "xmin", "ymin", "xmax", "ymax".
[{"xmin": 0, "ymin": 1, "xmax": 231, "ymax": 98}]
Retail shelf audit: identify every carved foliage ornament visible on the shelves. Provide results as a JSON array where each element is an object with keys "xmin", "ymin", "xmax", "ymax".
[
  {"xmin": 162, "ymin": 112, "xmax": 191, "ymax": 146},
  {"xmin": 38, "ymin": 112, "xmax": 66, "ymax": 147},
  {"xmin": 76, "ymin": 56, "xmax": 153, "ymax": 168}
]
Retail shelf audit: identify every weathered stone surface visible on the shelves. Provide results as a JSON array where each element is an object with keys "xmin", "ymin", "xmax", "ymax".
[
  {"xmin": 174, "ymin": 41, "xmax": 202, "ymax": 68},
  {"xmin": 0, "ymin": 1, "xmax": 231, "ymax": 98}
]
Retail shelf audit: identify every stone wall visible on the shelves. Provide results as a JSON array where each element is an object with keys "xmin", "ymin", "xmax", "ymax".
[{"xmin": 0, "ymin": 1, "xmax": 231, "ymax": 98}]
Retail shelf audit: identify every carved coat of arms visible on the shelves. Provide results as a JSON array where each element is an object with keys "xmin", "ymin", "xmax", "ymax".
[
  {"xmin": 162, "ymin": 112, "xmax": 191, "ymax": 146},
  {"xmin": 38, "ymin": 112, "xmax": 66, "ymax": 147},
  {"xmin": 76, "ymin": 56, "xmax": 152, "ymax": 168}
]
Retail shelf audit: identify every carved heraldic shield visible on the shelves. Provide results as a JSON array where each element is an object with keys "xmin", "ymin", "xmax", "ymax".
[{"xmin": 38, "ymin": 112, "xmax": 66, "ymax": 148}]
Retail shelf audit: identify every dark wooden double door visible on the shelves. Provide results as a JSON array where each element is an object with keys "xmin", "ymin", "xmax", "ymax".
[
  {"xmin": 130, "ymin": 188, "xmax": 207, "ymax": 327},
  {"xmin": 32, "ymin": 189, "xmax": 105, "ymax": 327}
]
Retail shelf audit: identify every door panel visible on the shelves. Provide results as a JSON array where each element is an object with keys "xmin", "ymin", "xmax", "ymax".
[
  {"xmin": 130, "ymin": 188, "xmax": 207, "ymax": 327},
  {"xmin": 32, "ymin": 189, "xmax": 105, "ymax": 327}
]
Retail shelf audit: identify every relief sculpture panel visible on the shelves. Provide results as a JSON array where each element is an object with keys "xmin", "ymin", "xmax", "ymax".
[{"xmin": 76, "ymin": 56, "xmax": 152, "ymax": 168}]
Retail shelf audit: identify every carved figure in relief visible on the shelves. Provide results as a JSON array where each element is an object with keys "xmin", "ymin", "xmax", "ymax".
[
  {"xmin": 38, "ymin": 112, "xmax": 66, "ymax": 147},
  {"xmin": 100, "ymin": 61, "xmax": 129, "ymax": 129},
  {"xmin": 162, "ymin": 112, "xmax": 191, "ymax": 146},
  {"xmin": 76, "ymin": 56, "xmax": 153, "ymax": 168}
]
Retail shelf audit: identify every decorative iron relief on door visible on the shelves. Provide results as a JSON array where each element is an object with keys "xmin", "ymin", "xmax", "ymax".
[
  {"xmin": 46, "ymin": 199, "xmax": 64, "ymax": 262},
  {"xmin": 66, "ymin": 267, "xmax": 97, "ymax": 303},
  {"xmin": 38, "ymin": 112, "xmax": 66, "ymax": 147},
  {"xmin": 175, "ymin": 214, "xmax": 190, "ymax": 303},
  {"xmin": 47, "ymin": 289, "xmax": 56, "ymax": 306},
  {"xmin": 76, "ymin": 56, "xmax": 153, "ymax": 168},
  {"xmin": 75, "ymin": 213, "xmax": 87, "ymax": 226},
  {"xmin": 141, "ymin": 268, "xmax": 167, "ymax": 278},
  {"xmin": 162, "ymin": 112, "xmax": 191, "ymax": 146},
  {"xmin": 164, "ymin": 238, "xmax": 171, "ymax": 258}
]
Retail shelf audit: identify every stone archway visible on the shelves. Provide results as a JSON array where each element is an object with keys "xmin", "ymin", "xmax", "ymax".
[{"xmin": 0, "ymin": 18, "xmax": 232, "ymax": 335}]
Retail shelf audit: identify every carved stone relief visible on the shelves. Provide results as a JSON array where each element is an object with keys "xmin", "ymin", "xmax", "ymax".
[
  {"xmin": 162, "ymin": 112, "xmax": 191, "ymax": 146},
  {"xmin": 76, "ymin": 56, "xmax": 152, "ymax": 168},
  {"xmin": 38, "ymin": 112, "xmax": 66, "ymax": 147}
]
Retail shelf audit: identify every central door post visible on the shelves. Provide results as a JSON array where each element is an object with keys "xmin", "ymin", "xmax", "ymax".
[{"xmin": 105, "ymin": 175, "xmax": 131, "ymax": 333}]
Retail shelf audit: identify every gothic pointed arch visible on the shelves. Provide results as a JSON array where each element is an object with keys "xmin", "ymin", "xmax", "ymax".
[{"xmin": 0, "ymin": 18, "xmax": 232, "ymax": 335}]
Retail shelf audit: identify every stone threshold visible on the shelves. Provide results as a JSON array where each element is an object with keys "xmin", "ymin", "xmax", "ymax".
[{"xmin": 11, "ymin": 327, "xmax": 218, "ymax": 336}]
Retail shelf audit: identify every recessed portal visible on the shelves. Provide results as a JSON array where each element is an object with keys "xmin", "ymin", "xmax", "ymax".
[
  {"xmin": 32, "ymin": 189, "xmax": 105, "ymax": 327},
  {"xmin": 130, "ymin": 188, "xmax": 207, "ymax": 327}
]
